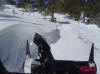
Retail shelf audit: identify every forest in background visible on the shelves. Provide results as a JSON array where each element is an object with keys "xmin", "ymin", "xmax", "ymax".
[{"xmin": 1, "ymin": 0, "xmax": 100, "ymax": 21}]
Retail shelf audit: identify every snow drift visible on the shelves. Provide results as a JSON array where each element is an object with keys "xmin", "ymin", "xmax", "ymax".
[{"xmin": 0, "ymin": 24, "xmax": 59, "ymax": 72}]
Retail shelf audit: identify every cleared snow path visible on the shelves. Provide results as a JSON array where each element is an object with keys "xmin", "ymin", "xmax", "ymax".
[{"xmin": 51, "ymin": 24, "xmax": 91, "ymax": 61}]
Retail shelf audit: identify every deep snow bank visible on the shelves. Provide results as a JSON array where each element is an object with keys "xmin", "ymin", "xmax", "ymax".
[{"xmin": 0, "ymin": 24, "xmax": 59, "ymax": 72}]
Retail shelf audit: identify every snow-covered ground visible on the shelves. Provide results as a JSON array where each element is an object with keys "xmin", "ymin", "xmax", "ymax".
[
  {"xmin": 51, "ymin": 14, "xmax": 100, "ymax": 74},
  {"xmin": 51, "ymin": 14, "xmax": 100, "ymax": 73},
  {"xmin": 0, "ymin": 5, "xmax": 100, "ymax": 73}
]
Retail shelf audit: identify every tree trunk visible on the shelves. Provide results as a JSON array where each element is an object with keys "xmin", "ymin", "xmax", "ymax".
[
  {"xmin": 83, "ymin": 12, "xmax": 85, "ymax": 23},
  {"xmin": 51, "ymin": 7, "xmax": 55, "ymax": 22},
  {"xmin": 51, "ymin": 11, "xmax": 54, "ymax": 22}
]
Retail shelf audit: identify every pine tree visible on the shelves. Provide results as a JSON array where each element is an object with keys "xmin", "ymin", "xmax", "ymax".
[
  {"xmin": 37, "ymin": 0, "xmax": 100, "ymax": 21},
  {"xmin": 16, "ymin": 0, "xmax": 31, "ymax": 8},
  {"xmin": 0, "ymin": 0, "xmax": 5, "ymax": 10},
  {"xmin": 63, "ymin": 0, "xmax": 85, "ymax": 18},
  {"xmin": 37, "ymin": 0, "xmax": 63, "ymax": 22},
  {"xmin": 85, "ymin": 0, "xmax": 100, "ymax": 17},
  {"xmin": 37, "ymin": 0, "xmax": 45, "ymax": 12}
]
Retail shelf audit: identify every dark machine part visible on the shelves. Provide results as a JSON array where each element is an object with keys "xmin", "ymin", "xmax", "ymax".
[
  {"xmin": 0, "ymin": 33, "xmax": 97, "ymax": 74},
  {"xmin": 89, "ymin": 43, "xmax": 94, "ymax": 63},
  {"xmin": 0, "ymin": 59, "xmax": 31, "ymax": 74},
  {"xmin": 32, "ymin": 33, "xmax": 97, "ymax": 74},
  {"xmin": 34, "ymin": 33, "xmax": 54, "ymax": 64},
  {"xmin": 26, "ymin": 40, "xmax": 31, "ymax": 58}
]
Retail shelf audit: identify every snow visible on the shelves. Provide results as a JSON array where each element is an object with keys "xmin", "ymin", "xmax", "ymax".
[
  {"xmin": 0, "ymin": 5, "xmax": 100, "ymax": 74},
  {"xmin": 0, "ymin": 5, "xmax": 59, "ymax": 73},
  {"xmin": 24, "ymin": 57, "xmax": 33, "ymax": 73},
  {"xmin": 51, "ymin": 24, "xmax": 90, "ymax": 61},
  {"xmin": 51, "ymin": 14, "xmax": 100, "ymax": 74}
]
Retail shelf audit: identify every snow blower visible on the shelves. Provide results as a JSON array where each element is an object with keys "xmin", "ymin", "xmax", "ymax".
[
  {"xmin": 31, "ymin": 33, "xmax": 97, "ymax": 74},
  {"xmin": 0, "ymin": 33, "xmax": 97, "ymax": 74}
]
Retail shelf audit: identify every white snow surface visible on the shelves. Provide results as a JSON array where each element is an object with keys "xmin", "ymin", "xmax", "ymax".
[
  {"xmin": 24, "ymin": 57, "xmax": 33, "ymax": 73},
  {"xmin": 0, "ymin": 5, "xmax": 100, "ymax": 73},
  {"xmin": 51, "ymin": 14, "xmax": 100, "ymax": 74},
  {"xmin": 0, "ymin": 5, "xmax": 59, "ymax": 73}
]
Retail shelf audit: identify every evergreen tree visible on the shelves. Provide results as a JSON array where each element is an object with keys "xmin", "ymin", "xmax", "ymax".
[
  {"xmin": 85, "ymin": 0, "xmax": 100, "ymax": 17},
  {"xmin": 37, "ymin": 0, "xmax": 100, "ymax": 21},
  {"xmin": 0, "ymin": 0, "xmax": 5, "ymax": 10},
  {"xmin": 37, "ymin": 0, "xmax": 62, "ymax": 22},
  {"xmin": 16, "ymin": 0, "xmax": 31, "ymax": 8},
  {"xmin": 37, "ymin": 0, "xmax": 45, "ymax": 12},
  {"xmin": 62, "ymin": 0, "xmax": 84, "ymax": 18}
]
